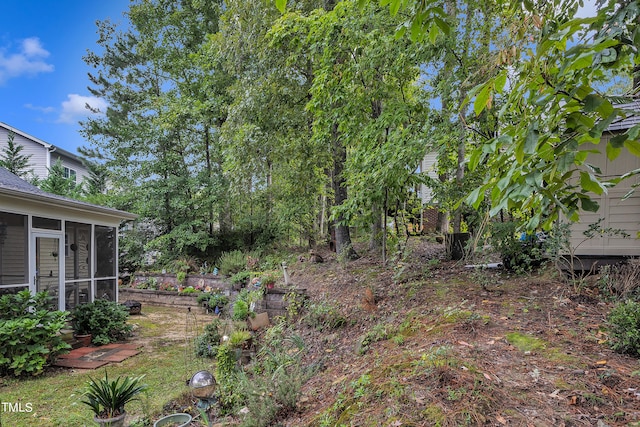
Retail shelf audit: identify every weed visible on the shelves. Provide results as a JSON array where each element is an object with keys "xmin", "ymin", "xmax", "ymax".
[
  {"xmin": 607, "ymin": 300, "xmax": 640, "ymax": 356},
  {"xmin": 357, "ymin": 322, "xmax": 396, "ymax": 355},
  {"xmin": 302, "ymin": 299, "xmax": 346, "ymax": 331}
]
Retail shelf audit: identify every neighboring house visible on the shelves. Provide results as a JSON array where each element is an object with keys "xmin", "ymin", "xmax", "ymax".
[
  {"xmin": 419, "ymin": 151, "xmax": 440, "ymax": 232},
  {"xmin": 0, "ymin": 122, "xmax": 89, "ymax": 184},
  {"xmin": 0, "ymin": 167, "xmax": 136, "ymax": 311},
  {"xmin": 570, "ymin": 100, "xmax": 640, "ymax": 259}
]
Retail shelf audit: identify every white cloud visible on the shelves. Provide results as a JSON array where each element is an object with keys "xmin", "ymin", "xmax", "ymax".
[
  {"xmin": 24, "ymin": 103, "xmax": 56, "ymax": 114},
  {"xmin": 58, "ymin": 94, "xmax": 108, "ymax": 124},
  {"xmin": 0, "ymin": 37, "xmax": 54, "ymax": 84}
]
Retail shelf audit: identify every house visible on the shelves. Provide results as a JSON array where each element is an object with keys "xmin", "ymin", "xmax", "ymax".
[
  {"xmin": 570, "ymin": 100, "xmax": 640, "ymax": 260},
  {"xmin": 0, "ymin": 167, "xmax": 136, "ymax": 311},
  {"xmin": 0, "ymin": 122, "xmax": 89, "ymax": 183},
  {"xmin": 418, "ymin": 151, "xmax": 440, "ymax": 232}
]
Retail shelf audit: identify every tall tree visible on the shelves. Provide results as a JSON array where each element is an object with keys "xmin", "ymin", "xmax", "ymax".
[
  {"xmin": 0, "ymin": 131, "xmax": 33, "ymax": 178},
  {"xmin": 81, "ymin": 0, "xmax": 230, "ymax": 260}
]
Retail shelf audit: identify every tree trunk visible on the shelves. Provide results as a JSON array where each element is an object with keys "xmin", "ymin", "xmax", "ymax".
[
  {"xmin": 332, "ymin": 124, "xmax": 358, "ymax": 260},
  {"xmin": 369, "ymin": 203, "xmax": 383, "ymax": 251}
]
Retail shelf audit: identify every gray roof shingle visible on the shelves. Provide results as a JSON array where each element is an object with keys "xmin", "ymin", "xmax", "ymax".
[{"xmin": 0, "ymin": 167, "xmax": 136, "ymax": 220}]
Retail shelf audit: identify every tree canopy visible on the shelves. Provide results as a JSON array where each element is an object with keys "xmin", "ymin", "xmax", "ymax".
[{"xmin": 79, "ymin": 0, "xmax": 639, "ymax": 268}]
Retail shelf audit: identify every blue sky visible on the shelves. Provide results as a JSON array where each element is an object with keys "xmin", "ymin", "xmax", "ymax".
[{"xmin": 0, "ymin": 0, "xmax": 130, "ymax": 155}]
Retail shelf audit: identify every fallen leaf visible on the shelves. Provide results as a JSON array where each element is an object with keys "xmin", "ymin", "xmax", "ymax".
[
  {"xmin": 569, "ymin": 395, "xmax": 579, "ymax": 405},
  {"xmin": 458, "ymin": 341, "xmax": 474, "ymax": 348},
  {"xmin": 483, "ymin": 372, "xmax": 492, "ymax": 381},
  {"xmin": 595, "ymin": 360, "xmax": 607, "ymax": 365},
  {"xmin": 496, "ymin": 415, "xmax": 507, "ymax": 425}
]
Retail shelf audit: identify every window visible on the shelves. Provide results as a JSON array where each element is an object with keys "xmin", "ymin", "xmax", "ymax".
[
  {"xmin": 63, "ymin": 167, "xmax": 77, "ymax": 183},
  {"xmin": 33, "ymin": 216, "xmax": 61, "ymax": 230}
]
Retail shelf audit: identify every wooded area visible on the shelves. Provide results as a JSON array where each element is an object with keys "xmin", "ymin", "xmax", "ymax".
[{"xmin": 72, "ymin": 0, "xmax": 638, "ymax": 268}]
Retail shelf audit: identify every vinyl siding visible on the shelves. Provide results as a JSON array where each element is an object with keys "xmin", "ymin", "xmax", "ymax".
[
  {"xmin": 570, "ymin": 134, "xmax": 640, "ymax": 256},
  {"xmin": 420, "ymin": 152, "xmax": 439, "ymax": 204}
]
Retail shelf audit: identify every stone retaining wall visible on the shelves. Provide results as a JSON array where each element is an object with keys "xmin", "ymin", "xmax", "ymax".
[
  {"xmin": 131, "ymin": 273, "xmax": 226, "ymax": 289},
  {"xmin": 119, "ymin": 288, "xmax": 202, "ymax": 309}
]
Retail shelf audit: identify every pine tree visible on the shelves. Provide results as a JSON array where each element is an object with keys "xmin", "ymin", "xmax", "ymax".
[{"xmin": 0, "ymin": 131, "xmax": 33, "ymax": 178}]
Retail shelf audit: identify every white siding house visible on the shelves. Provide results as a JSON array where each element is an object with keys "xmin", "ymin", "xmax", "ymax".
[
  {"xmin": 0, "ymin": 122, "xmax": 89, "ymax": 184},
  {"xmin": 570, "ymin": 101, "xmax": 640, "ymax": 257}
]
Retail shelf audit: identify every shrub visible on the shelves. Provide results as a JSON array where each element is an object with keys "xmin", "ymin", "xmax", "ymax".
[
  {"xmin": 195, "ymin": 319, "xmax": 222, "ymax": 358},
  {"xmin": 232, "ymin": 299, "xmax": 250, "ymax": 321},
  {"xmin": 490, "ymin": 221, "xmax": 545, "ymax": 272},
  {"xmin": 302, "ymin": 300, "xmax": 346, "ymax": 331},
  {"xmin": 0, "ymin": 290, "xmax": 71, "ymax": 376},
  {"xmin": 607, "ymin": 300, "xmax": 640, "ymax": 356},
  {"xmin": 71, "ymin": 299, "xmax": 132, "ymax": 345},
  {"xmin": 218, "ymin": 250, "xmax": 247, "ymax": 277},
  {"xmin": 231, "ymin": 271, "xmax": 251, "ymax": 287}
]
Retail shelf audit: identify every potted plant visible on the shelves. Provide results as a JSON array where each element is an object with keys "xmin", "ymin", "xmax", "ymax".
[
  {"xmin": 80, "ymin": 371, "xmax": 147, "ymax": 427},
  {"xmin": 70, "ymin": 300, "xmax": 132, "ymax": 345},
  {"xmin": 70, "ymin": 303, "xmax": 93, "ymax": 346},
  {"xmin": 261, "ymin": 272, "xmax": 279, "ymax": 290}
]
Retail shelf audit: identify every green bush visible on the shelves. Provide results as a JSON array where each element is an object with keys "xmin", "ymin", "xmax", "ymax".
[
  {"xmin": 490, "ymin": 221, "xmax": 545, "ymax": 272},
  {"xmin": 195, "ymin": 319, "xmax": 222, "ymax": 358},
  {"xmin": 0, "ymin": 290, "xmax": 71, "ymax": 376},
  {"xmin": 232, "ymin": 299, "xmax": 250, "ymax": 321},
  {"xmin": 231, "ymin": 271, "xmax": 251, "ymax": 287},
  {"xmin": 607, "ymin": 300, "xmax": 640, "ymax": 356},
  {"xmin": 218, "ymin": 250, "xmax": 247, "ymax": 277},
  {"xmin": 71, "ymin": 299, "xmax": 132, "ymax": 345},
  {"xmin": 303, "ymin": 300, "xmax": 346, "ymax": 331}
]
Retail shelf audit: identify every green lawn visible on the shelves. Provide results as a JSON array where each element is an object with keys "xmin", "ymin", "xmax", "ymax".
[{"xmin": 0, "ymin": 305, "xmax": 213, "ymax": 427}]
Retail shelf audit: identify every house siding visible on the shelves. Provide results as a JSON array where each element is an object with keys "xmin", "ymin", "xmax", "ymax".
[
  {"xmin": 0, "ymin": 127, "xmax": 48, "ymax": 179},
  {"xmin": 420, "ymin": 151, "xmax": 439, "ymax": 205},
  {"xmin": 571, "ymin": 133, "xmax": 640, "ymax": 256},
  {"xmin": 0, "ymin": 122, "xmax": 89, "ymax": 182}
]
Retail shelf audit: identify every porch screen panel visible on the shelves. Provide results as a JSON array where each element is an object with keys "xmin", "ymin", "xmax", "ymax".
[
  {"xmin": 95, "ymin": 226, "xmax": 116, "ymax": 301},
  {"xmin": 0, "ymin": 212, "xmax": 28, "ymax": 287},
  {"xmin": 65, "ymin": 222, "xmax": 91, "ymax": 280},
  {"xmin": 65, "ymin": 222, "xmax": 92, "ymax": 309}
]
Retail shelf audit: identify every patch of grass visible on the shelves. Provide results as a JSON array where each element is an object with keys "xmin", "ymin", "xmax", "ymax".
[
  {"xmin": 505, "ymin": 332, "xmax": 577, "ymax": 364},
  {"xmin": 505, "ymin": 332, "xmax": 547, "ymax": 352},
  {"xmin": 0, "ymin": 305, "xmax": 209, "ymax": 427}
]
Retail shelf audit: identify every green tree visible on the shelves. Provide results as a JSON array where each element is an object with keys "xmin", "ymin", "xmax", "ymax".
[
  {"xmin": 467, "ymin": 0, "xmax": 640, "ymax": 231},
  {"xmin": 81, "ymin": 0, "xmax": 231, "ymax": 260},
  {"xmin": 39, "ymin": 159, "xmax": 83, "ymax": 197},
  {"xmin": 0, "ymin": 131, "xmax": 33, "ymax": 178}
]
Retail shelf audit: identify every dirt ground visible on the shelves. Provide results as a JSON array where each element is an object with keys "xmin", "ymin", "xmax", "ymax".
[{"xmin": 154, "ymin": 238, "xmax": 640, "ymax": 426}]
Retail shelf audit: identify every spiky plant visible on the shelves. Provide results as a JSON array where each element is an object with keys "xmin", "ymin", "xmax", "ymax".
[{"xmin": 81, "ymin": 371, "xmax": 147, "ymax": 419}]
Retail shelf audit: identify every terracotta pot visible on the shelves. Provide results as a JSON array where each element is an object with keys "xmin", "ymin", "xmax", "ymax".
[
  {"xmin": 74, "ymin": 334, "xmax": 92, "ymax": 347},
  {"xmin": 94, "ymin": 412, "xmax": 126, "ymax": 427}
]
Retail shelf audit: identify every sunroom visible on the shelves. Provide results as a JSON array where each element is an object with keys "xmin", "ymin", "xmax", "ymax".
[{"xmin": 0, "ymin": 167, "xmax": 136, "ymax": 311}]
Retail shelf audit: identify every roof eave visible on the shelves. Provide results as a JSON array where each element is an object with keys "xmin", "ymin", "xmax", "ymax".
[{"xmin": 0, "ymin": 188, "xmax": 137, "ymax": 221}]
